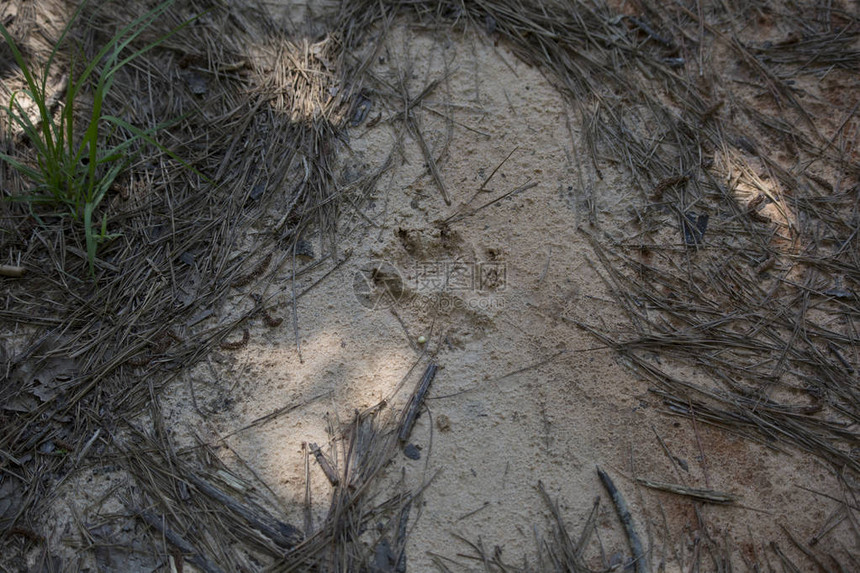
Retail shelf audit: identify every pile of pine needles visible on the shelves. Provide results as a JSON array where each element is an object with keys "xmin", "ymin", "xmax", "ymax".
[{"xmin": 0, "ymin": 0, "xmax": 390, "ymax": 568}]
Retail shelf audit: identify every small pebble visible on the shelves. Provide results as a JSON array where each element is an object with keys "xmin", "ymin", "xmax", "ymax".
[{"xmin": 403, "ymin": 443, "xmax": 421, "ymax": 460}]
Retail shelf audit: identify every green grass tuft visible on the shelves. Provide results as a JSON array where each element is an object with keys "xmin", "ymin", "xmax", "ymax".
[{"xmin": 0, "ymin": 0, "xmax": 192, "ymax": 276}]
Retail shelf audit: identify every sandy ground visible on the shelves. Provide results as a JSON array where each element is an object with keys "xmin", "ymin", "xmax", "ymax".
[{"xmin": 148, "ymin": 22, "xmax": 853, "ymax": 570}]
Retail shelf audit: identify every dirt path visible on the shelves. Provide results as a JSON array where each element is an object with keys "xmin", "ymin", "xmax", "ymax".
[{"xmin": 163, "ymin": 21, "xmax": 853, "ymax": 570}]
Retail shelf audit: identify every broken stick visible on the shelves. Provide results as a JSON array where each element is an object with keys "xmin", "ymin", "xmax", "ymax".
[
  {"xmin": 0, "ymin": 265, "xmax": 25, "ymax": 277},
  {"xmin": 399, "ymin": 362, "xmax": 438, "ymax": 443},
  {"xmin": 634, "ymin": 478, "xmax": 738, "ymax": 504},
  {"xmin": 309, "ymin": 442, "xmax": 340, "ymax": 486},
  {"xmin": 597, "ymin": 466, "xmax": 651, "ymax": 573},
  {"xmin": 187, "ymin": 473, "xmax": 303, "ymax": 550},
  {"xmin": 135, "ymin": 507, "xmax": 225, "ymax": 573}
]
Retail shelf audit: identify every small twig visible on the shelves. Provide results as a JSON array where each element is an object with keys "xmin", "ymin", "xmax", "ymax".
[
  {"xmin": 74, "ymin": 428, "xmax": 101, "ymax": 467},
  {"xmin": 0, "ymin": 264, "xmax": 26, "ymax": 277},
  {"xmin": 399, "ymin": 362, "xmax": 438, "ymax": 443},
  {"xmin": 134, "ymin": 507, "xmax": 226, "ymax": 573},
  {"xmin": 211, "ymin": 390, "xmax": 332, "ymax": 443},
  {"xmin": 688, "ymin": 399, "xmax": 711, "ymax": 488},
  {"xmin": 537, "ymin": 246, "xmax": 552, "ymax": 284},
  {"xmin": 635, "ymin": 478, "xmax": 738, "ymax": 504},
  {"xmin": 480, "ymin": 146, "xmax": 519, "ymax": 191},
  {"xmin": 309, "ymin": 442, "xmax": 340, "ymax": 486},
  {"xmin": 597, "ymin": 466, "xmax": 651, "ymax": 573},
  {"xmin": 456, "ymin": 501, "xmax": 490, "ymax": 521},
  {"xmin": 303, "ymin": 443, "xmax": 313, "ymax": 535},
  {"xmin": 780, "ymin": 524, "xmax": 833, "ymax": 572},
  {"xmin": 408, "ymin": 116, "xmax": 451, "ymax": 205},
  {"xmin": 441, "ymin": 180, "xmax": 538, "ymax": 225},
  {"xmin": 186, "ymin": 473, "xmax": 303, "ymax": 550}
]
